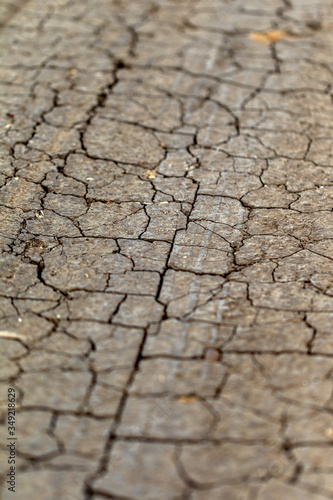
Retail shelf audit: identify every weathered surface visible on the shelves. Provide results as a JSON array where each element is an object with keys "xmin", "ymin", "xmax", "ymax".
[{"xmin": 1, "ymin": 0, "xmax": 333, "ymax": 499}]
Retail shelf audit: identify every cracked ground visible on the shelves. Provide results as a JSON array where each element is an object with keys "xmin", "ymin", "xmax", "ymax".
[{"xmin": 1, "ymin": 0, "xmax": 333, "ymax": 498}]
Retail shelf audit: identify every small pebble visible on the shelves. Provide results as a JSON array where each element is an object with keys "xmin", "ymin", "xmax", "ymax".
[{"xmin": 204, "ymin": 348, "xmax": 220, "ymax": 362}]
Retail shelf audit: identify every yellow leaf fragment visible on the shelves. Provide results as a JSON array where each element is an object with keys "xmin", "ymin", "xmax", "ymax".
[
  {"xmin": 249, "ymin": 30, "xmax": 287, "ymax": 43},
  {"xmin": 178, "ymin": 395, "xmax": 199, "ymax": 403},
  {"xmin": 143, "ymin": 169, "xmax": 157, "ymax": 180},
  {"xmin": 0, "ymin": 404, "xmax": 21, "ymax": 411}
]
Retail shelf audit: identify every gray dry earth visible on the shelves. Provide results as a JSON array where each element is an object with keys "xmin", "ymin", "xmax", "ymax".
[{"xmin": 1, "ymin": 0, "xmax": 333, "ymax": 499}]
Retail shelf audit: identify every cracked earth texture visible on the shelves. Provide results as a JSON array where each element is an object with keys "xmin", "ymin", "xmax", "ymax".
[{"xmin": 1, "ymin": 0, "xmax": 333, "ymax": 499}]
